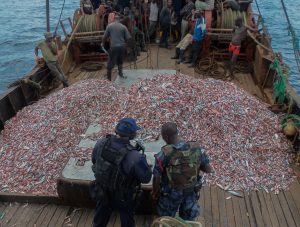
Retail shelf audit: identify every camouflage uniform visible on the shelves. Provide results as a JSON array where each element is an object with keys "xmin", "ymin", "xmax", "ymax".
[{"xmin": 153, "ymin": 141, "xmax": 210, "ymax": 220}]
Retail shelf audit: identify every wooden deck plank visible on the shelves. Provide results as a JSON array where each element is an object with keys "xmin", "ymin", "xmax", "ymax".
[
  {"xmin": 26, "ymin": 204, "xmax": 47, "ymax": 227},
  {"xmin": 47, "ymin": 206, "xmax": 66, "ymax": 227},
  {"xmin": 262, "ymin": 192, "xmax": 280, "ymax": 227},
  {"xmin": 210, "ymin": 187, "xmax": 220, "ymax": 227},
  {"xmin": 1, "ymin": 202, "xmax": 20, "ymax": 226},
  {"xmin": 238, "ymin": 195, "xmax": 251, "ymax": 227},
  {"xmin": 203, "ymin": 186, "xmax": 212, "ymax": 227},
  {"xmin": 35, "ymin": 204, "xmax": 57, "ymax": 226},
  {"xmin": 197, "ymin": 188, "xmax": 205, "ymax": 227},
  {"xmin": 6, "ymin": 203, "xmax": 28, "ymax": 227},
  {"xmin": 283, "ymin": 190, "xmax": 300, "ymax": 227},
  {"xmin": 231, "ymin": 195, "xmax": 243, "ymax": 227},
  {"xmin": 290, "ymin": 181, "xmax": 300, "ymax": 215},
  {"xmin": 0, "ymin": 202, "xmax": 7, "ymax": 212},
  {"xmin": 256, "ymin": 192, "xmax": 273, "ymax": 227},
  {"xmin": 244, "ymin": 193, "xmax": 256, "ymax": 227},
  {"xmin": 54, "ymin": 206, "xmax": 71, "ymax": 227},
  {"xmin": 225, "ymin": 195, "xmax": 236, "ymax": 227},
  {"xmin": 217, "ymin": 188, "xmax": 228, "ymax": 227},
  {"xmin": 84, "ymin": 209, "xmax": 94, "ymax": 227},
  {"xmin": 76, "ymin": 209, "xmax": 90, "ymax": 227},
  {"xmin": 270, "ymin": 193, "xmax": 289, "ymax": 227},
  {"xmin": 277, "ymin": 192, "xmax": 297, "ymax": 227},
  {"xmin": 249, "ymin": 191, "xmax": 264, "ymax": 227},
  {"xmin": 65, "ymin": 208, "xmax": 84, "ymax": 227},
  {"xmin": 14, "ymin": 204, "xmax": 42, "ymax": 226}
]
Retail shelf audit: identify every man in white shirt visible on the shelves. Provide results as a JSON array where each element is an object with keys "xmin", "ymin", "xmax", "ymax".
[{"xmin": 148, "ymin": 0, "xmax": 159, "ymax": 39}]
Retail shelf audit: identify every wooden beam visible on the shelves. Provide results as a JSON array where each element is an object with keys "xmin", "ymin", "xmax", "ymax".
[{"xmin": 0, "ymin": 192, "xmax": 61, "ymax": 205}]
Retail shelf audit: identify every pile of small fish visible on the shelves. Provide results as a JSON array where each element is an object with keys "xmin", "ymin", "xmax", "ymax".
[
  {"xmin": 0, "ymin": 74, "xmax": 296, "ymax": 195},
  {"xmin": 0, "ymin": 79, "xmax": 123, "ymax": 194}
]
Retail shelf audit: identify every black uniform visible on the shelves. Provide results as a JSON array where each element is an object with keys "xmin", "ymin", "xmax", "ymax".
[{"xmin": 91, "ymin": 135, "xmax": 152, "ymax": 227}]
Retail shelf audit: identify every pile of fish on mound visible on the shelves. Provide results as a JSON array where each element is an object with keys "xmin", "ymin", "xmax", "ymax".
[{"xmin": 0, "ymin": 74, "xmax": 296, "ymax": 195}]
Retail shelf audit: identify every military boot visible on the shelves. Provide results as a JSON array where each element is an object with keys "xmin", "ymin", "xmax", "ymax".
[
  {"xmin": 118, "ymin": 65, "xmax": 127, "ymax": 79},
  {"xmin": 171, "ymin": 48, "xmax": 180, "ymax": 59},
  {"xmin": 62, "ymin": 80, "xmax": 69, "ymax": 88},
  {"xmin": 107, "ymin": 70, "xmax": 112, "ymax": 81}
]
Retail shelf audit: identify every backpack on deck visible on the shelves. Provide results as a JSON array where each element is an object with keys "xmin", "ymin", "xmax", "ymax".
[{"xmin": 163, "ymin": 142, "xmax": 202, "ymax": 190}]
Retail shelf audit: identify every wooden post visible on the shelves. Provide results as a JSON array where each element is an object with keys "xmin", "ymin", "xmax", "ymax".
[
  {"xmin": 46, "ymin": 0, "xmax": 50, "ymax": 32},
  {"xmin": 60, "ymin": 20, "xmax": 68, "ymax": 37}
]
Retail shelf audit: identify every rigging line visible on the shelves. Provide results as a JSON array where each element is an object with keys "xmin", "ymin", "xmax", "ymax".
[
  {"xmin": 54, "ymin": 0, "xmax": 67, "ymax": 36},
  {"xmin": 279, "ymin": 0, "xmax": 300, "ymax": 74}
]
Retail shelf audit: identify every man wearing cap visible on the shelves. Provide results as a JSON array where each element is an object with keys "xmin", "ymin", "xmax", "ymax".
[
  {"xmin": 91, "ymin": 118, "xmax": 152, "ymax": 227},
  {"xmin": 152, "ymin": 122, "xmax": 212, "ymax": 220},
  {"xmin": 35, "ymin": 32, "xmax": 69, "ymax": 88},
  {"xmin": 102, "ymin": 15, "xmax": 131, "ymax": 80}
]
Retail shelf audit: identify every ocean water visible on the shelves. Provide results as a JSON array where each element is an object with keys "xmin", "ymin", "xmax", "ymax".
[
  {"xmin": 0, "ymin": 0, "xmax": 299, "ymax": 94},
  {"xmin": 0, "ymin": 0, "xmax": 77, "ymax": 93}
]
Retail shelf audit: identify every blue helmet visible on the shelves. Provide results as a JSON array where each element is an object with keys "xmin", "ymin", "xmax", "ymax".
[{"xmin": 115, "ymin": 118, "xmax": 141, "ymax": 138}]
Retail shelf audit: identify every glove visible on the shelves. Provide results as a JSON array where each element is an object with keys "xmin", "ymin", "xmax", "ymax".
[{"xmin": 135, "ymin": 141, "xmax": 145, "ymax": 152}]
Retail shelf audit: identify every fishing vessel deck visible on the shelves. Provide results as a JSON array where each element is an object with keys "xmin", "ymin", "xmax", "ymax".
[
  {"xmin": 1, "ymin": 45, "xmax": 299, "ymax": 227},
  {"xmin": 1, "ymin": 179, "xmax": 300, "ymax": 227},
  {"xmin": 61, "ymin": 45, "xmax": 269, "ymax": 104}
]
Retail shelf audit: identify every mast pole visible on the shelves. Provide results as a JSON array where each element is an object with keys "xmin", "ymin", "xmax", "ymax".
[{"xmin": 46, "ymin": 0, "xmax": 50, "ymax": 32}]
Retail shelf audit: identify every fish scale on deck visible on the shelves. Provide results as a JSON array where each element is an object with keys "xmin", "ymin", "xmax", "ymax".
[{"xmin": 0, "ymin": 74, "xmax": 296, "ymax": 195}]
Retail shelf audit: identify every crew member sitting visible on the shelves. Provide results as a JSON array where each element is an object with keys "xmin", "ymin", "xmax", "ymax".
[
  {"xmin": 35, "ymin": 32, "xmax": 69, "ymax": 88},
  {"xmin": 171, "ymin": 31, "xmax": 193, "ymax": 64}
]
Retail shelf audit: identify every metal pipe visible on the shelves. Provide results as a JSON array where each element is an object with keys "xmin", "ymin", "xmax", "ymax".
[{"xmin": 46, "ymin": 0, "xmax": 50, "ymax": 32}]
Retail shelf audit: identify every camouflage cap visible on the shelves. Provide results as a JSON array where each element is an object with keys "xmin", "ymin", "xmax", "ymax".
[{"xmin": 44, "ymin": 32, "xmax": 53, "ymax": 40}]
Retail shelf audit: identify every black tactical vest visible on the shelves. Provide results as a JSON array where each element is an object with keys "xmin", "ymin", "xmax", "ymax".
[{"xmin": 94, "ymin": 135, "xmax": 136, "ymax": 193}]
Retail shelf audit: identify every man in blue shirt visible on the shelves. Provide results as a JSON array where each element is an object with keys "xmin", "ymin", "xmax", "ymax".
[
  {"xmin": 159, "ymin": 0, "xmax": 172, "ymax": 48},
  {"xmin": 185, "ymin": 10, "xmax": 206, "ymax": 67},
  {"xmin": 152, "ymin": 122, "xmax": 212, "ymax": 220}
]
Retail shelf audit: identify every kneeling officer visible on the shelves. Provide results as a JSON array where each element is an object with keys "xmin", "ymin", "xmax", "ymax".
[{"xmin": 91, "ymin": 118, "xmax": 152, "ymax": 227}]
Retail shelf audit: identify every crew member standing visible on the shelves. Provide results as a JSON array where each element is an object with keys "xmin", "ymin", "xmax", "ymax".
[
  {"xmin": 91, "ymin": 118, "xmax": 152, "ymax": 227},
  {"xmin": 35, "ymin": 32, "xmax": 69, "ymax": 88},
  {"xmin": 148, "ymin": 0, "xmax": 159, "ymax": 40},
  {"xmin": 102, "ymin": 15, "xmax": 131, "ymax": 81},
  {"xmin": 226, "ymin": 16, "xmax": 258, "ymax": 80},
  {"xmin": 159, "ymin": 0, "xmax": 172, "ymax": 48},
  {"xmin": 180, "ymin": 0, "xmax": 195, "ymax": 39},
  {"xmin": 152, "ymin": 122, "xmax": 212, "ymax": 220},
  {"xmin": 186, "ymin": 10, "xmax": 206, "ymax": 67}
]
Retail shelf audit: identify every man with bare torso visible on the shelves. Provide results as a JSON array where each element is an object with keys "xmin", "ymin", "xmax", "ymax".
[{"xmin": 226, "ymin": 16, "xmax": 258, "ymax": 80}]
